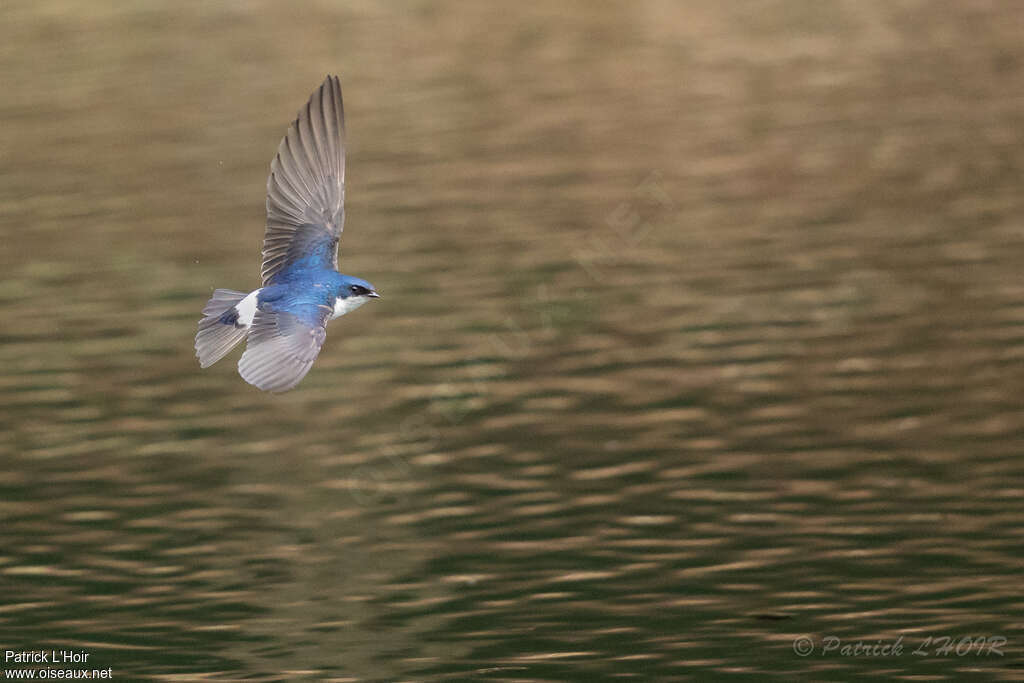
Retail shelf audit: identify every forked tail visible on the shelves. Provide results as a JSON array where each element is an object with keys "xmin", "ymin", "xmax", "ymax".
[{"xmin": 195, "ymin": 289, "xmax": 250, "ymax": 368}]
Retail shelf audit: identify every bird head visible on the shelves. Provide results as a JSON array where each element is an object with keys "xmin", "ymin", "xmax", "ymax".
[
  {"xmin": 332, "ymin": 275, "xmax": 380, "ymax": 318},
  {"xmin": 339, "ymin": 276, "xmax": 380, "ymax": 300}
]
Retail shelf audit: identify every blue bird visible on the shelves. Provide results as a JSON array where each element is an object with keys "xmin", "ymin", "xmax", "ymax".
[{"xmin": 195, "ymin": 75, "xmax": 379, "ymax": 392}]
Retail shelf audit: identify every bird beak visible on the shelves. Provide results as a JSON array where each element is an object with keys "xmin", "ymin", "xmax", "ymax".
[{"xmin": 368, "ymin": 291, "xmax": 381, "ymax": 299}]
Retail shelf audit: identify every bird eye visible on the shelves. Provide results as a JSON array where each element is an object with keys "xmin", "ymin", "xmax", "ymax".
[{"xmin": 350, "ymin": 285, "xmax": 364, "ymax": 295}]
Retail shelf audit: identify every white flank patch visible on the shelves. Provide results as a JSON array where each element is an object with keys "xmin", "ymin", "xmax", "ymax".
[
  {"xmin": 332, "ymin": 295, "xmax": 369, "ymax": 320},
  {"xmin": 236, "ymin": 289, "xmax": 261, "ymax": 327}
]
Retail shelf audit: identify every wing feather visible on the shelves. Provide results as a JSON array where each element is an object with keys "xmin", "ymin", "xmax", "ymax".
[
  {"xmin": 237, "ymin": 305, "xmax": 331, "ymax": 392},
  {"xmin": 261, "ymin": 75, "xmax": 345, "ymax": 285}
]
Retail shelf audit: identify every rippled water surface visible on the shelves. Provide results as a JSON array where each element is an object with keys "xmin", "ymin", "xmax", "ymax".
[{"xmin": 2, "ymin": 1, "xmax": 1023, "ymax": 680}]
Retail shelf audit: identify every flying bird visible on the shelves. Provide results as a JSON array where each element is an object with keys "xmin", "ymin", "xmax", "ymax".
[{"xmin": 195, "ymin": 75, "xmax": 379, "ymax": 392}]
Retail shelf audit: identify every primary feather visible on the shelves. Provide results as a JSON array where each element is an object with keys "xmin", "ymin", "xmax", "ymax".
[
  {"xmin": 238, "ymin": 305, "xmax": 331, "ymax": 392},
  {"xmin": 262, "ymin": 75, "xmax": 346, "ymax": 285}
]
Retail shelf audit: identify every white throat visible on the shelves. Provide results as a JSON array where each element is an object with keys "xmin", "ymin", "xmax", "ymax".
[{"xmin": 332, "ymin": 295, "xmax": 369, "ymax": 320}]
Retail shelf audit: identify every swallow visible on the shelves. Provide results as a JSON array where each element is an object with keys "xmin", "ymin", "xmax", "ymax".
[{"xmin": 195, "ymin": 75, "xmax": 379, "ymax": 392}]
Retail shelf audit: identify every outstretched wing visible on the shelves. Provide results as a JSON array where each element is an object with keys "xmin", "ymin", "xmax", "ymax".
[
  {"xmin": 261, "ymin": 75, "xmax": 345, "ymax": 285},
  {"xmin": 238, "ymin": 304, "xmax": 332, "ymax": 392}
]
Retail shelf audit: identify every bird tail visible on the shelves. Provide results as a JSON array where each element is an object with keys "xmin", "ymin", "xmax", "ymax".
[{"xmin": 196, "ymin": 289, "xmax": 250, "ymax": 368}]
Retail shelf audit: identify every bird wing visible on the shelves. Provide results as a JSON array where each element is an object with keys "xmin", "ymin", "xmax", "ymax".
[
  {"xmin": 238, "ymin": 304, "xmax": 332, "ymax": 392},
  {"xmin": 261, "ymin": 75, "xmax": 346, "ymax": 286}
]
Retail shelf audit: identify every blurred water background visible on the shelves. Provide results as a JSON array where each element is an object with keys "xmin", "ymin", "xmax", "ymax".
[{"xmin": 1, "ymin": 1, "xmax": 1023, "ymax": 680}]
